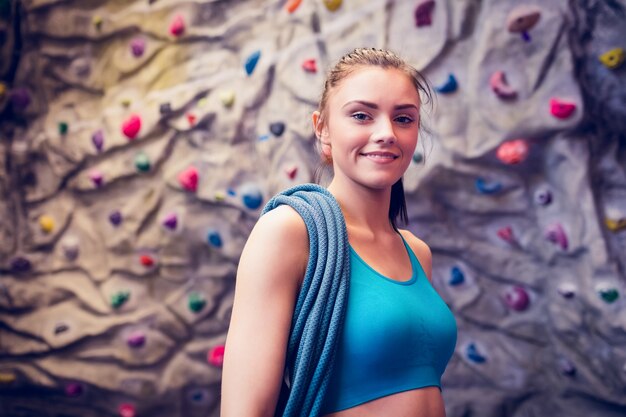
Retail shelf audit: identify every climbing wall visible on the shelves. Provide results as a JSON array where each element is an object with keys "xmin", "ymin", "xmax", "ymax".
[{"xmin": 1, "ymin": 0, "xmax": 625, "ymax": 416}]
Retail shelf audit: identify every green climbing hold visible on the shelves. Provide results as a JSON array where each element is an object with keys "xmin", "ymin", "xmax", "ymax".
[
  {"xmin": 134, "ymin": 152, "xmax": 151, "ymax": 172},
  {"xmin": 111, "ymin": 290, "xmax": 130, "ymax": 309},
  {"xmin": 598, "ymin": 288, "xmax": 619, "ymax": 304},
  {"xmin": 58, "ymin": 122, "xmax": 69, "ymax": 135},
  {"xmin": 188, "ymin": 292, "xmax": 206, "ymax": 313}
]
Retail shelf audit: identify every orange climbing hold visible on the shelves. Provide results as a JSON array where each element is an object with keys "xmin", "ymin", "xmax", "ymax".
[
  {"xmin": 496, "ymin": 139, "xmax": 529, "ymax": 164},
  {"xmin": 285, "ymin": 0, "xmax": 302, "ymax": 13}
]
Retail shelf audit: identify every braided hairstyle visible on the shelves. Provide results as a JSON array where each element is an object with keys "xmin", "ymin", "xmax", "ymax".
[{"xmin": 315, "ymin": 47, "xmax": 433, "ymax": 230}]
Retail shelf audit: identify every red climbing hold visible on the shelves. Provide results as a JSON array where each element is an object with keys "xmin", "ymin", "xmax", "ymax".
[
  {"xmin": 122, "ymin": 114, "xmax": 141, "ymax": 140},
  {"xmin": 549, "ymin": 98, "xmax": 576, "ymax": 119},
  {"xmin": 169, "ymin": 15, "xmax": 185, "ymax": 37},
  {"xmin": 178, "ymin": 166, "xmax": 199, "ymax": 192},
  {"xmin": 302, "ymin": 59, "xmax": 317, "ymax": 73},
  {"xmin": 139, "ymin": 254, "xmax": 155, "ymax": 267}
]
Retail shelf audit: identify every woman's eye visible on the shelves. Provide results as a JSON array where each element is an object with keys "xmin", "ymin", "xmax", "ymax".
[
  {"xmin": 352, "ymin": 113, "xmax": 370, "ymax": 121},
  {"xmin": 395, "ymin": 116, "xmax": 414, "ymax": 124}
]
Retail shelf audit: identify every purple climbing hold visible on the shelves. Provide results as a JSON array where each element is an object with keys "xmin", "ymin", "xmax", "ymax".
[
  {"xmin": 270, "ymin": 122, "xmax": 286, "ymax": 137},
  {"xmin": 558, "ymin": 357, "xmax": 577, "ymax": 377},
  {"xmin": 54, "ymin": 322, "xmax": 70, "ymax": 335},
  {"xmin": 504, "ymin": 285, "xmax": 530, "ymax": 311},
  {"xmin": 545, "ymin": 223, "xmax": 568, "ymax": 250},
  {"xmin": 10, "ymin": 88, "xmax": 31, "ymax": 111},
  {"xmin": 534, "ymin": 188, "xmax": 552, "ymax": 206},
  {"xmin": 91, "ymin": 130, "xmax": 104, "ymax": 152},
  {"xmin": 130, "ymin": 38, "xmax": 146, "ymax": 57},
  {"xmin": 65, "ymin": 382, "xmax": 84, "ymax": 397},
  {"xmin": 109, "ymin": 210, "xmax": 123, "ymax": 226},
  {"xmin": 10, "ymin": 256, "xmax": 31, "ymax": 274},
  {"xmin": 162, "ymin": 213, "xmax": 178, "ymax": 230},
  {"xmin": 557, "ymin": 282, "xmax": 576, "ymax": 299},
  {"xmin": 127, "ymin": 330, "xmax": 146, "ymax": 348},
  {"xmin": 89, "ymin": 170, "xmax": 104, "ymax": 188},
  {"xmin": 414, "ymin": 0, "xmax": 435, "ymax": 27}
]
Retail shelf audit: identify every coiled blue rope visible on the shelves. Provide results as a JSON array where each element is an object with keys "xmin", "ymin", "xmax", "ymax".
[{"xmin": 262, "ymin": 183, "xmax": 350, "ymax": 417}]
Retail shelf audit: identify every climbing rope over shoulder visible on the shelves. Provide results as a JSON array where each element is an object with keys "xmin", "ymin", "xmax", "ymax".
[{"xmin": 261, "ymin": 183, "xmax": 350, "ymax": 417}]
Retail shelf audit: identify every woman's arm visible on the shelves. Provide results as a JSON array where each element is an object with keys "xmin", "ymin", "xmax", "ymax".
[{"xmin": 221, "ymin": 205, "xmax": 309, "ymax": 417}]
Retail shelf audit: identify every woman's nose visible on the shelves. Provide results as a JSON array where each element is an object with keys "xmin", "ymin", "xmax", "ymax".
[{"xmin": 371, "ymin": 119, "xmax": 396, "ymax": 144}]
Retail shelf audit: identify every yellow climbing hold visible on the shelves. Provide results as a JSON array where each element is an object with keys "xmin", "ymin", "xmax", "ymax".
[
  {"xmin": 39, "ymin": 215, "xmax": 55, "ymax": 234},
  {"xmin": 0, "ymin": 82, "xmax": 7, "ymax": 97},
  {"xmin": 121, "ymin": 98, "xmax": 131, "ymax": 107},
  {"xmin": 599, "ymin": 48, "xmax": 625, "ymax": 69},
  {"xmin": 0, "ymin": 372, "xmax": 16, "ymax": 383},
  {"xmin": 323, "ymin": 0, "xmax": 342, "ymax": 12},
  {"xmin": 92, "ymin": 15, "xmax": 103, "ymax": 28},
  {"xmin": 605, "ymin": 217, "xmax": 626, "ymax": 232},
  {"xmin": 219, "ymin": 91, "xmax": 235, "ymax": 108},
  {"xmin": 198, "ymin": 97, "xmax": 208, "ymax": 108},
  {"xmin": 215, "ymin": 191, "xmax": 226, "ymax": 201}
]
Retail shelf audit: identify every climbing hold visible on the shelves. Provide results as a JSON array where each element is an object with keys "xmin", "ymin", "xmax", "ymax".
[
  {"xmin": 161, "ymin": 212, "xmax": 178, "ymax": 230},
  {"xmin": 65, "ymin": 382, "xmax": 83, "ymax": 397},
  {"xmin": 159, "ymin": 103, "xmax": 172, "ymax": 115},
  {"xmin": 118, "ymin": 403, "xmax": 136, "ymax": 417},
  {"xmin": 227, "ymin": 188, "xmax": 236, "ymax": 196},
  {"xmin": 122, "ymin": 114, "xmax": 141, "ymax": 140},
  {"xmin": 605, "ymin": 216, "xmax": 626, "ymax": 232},
  {"xmin": 220, "ymin": 91, "xmax": 235, "ymax": 107},
  {"xmin": 545, "ymin": 223, "xmax": 568, "ymax": 250},
  {"xmin": 54, "ymin": 322, "xmax": 69, "ymax": 335},
  {"xmin": 270, "ymin": 122, "xmax": 286, "ymax": 137},
  {"xmin": 61, "ymin": 236, "xmax": 80, "ymax": 261},
  {"xmin": 435, "ymin": 74, "xmax": 458, "ymax": 94},
  {"xmin": 414, "ymin": 0, "xmax": 435, "ymax": 27},
  {"xmin": 244, "ymin": 50, "xmax": 261, "ymax": 76},
  {"xmin": 10, "ymin": 256, "xmax": 32, "ymax": 273},
  {"xmin": 10, "ymin": 88, "xmax": 31, "ymax": 111},
  {"xmin": 214, "ymin": 191, "xmax": 226, "ymax": 201},
  {"xmin": 449, "ymin": 266, "xmax": 465, "ymax": 286},
  {"xmin": 89, "ymin": 169, "xmax": 104, "ymax": 188},
  {"xmin": 130, "ymin": 38, "xmax": 146, "ymax": 58},
  {"xmin": 178, "ymin": 166, "xmax": 199, "ymax": 192},
  {"xmin": 207, "ymin": 229, "xmax": 223, "ymax": 248},
  {"xmin": 39, "ymin": 214, "xmax": 55, "ymax": 234},
  {"xmin": 207, "ymin": 345, "xmax": 225, "ymax": 367},
  {"xmin": 557, "ymin": 282, "xmax": 577, "ymax": 299},
  {"xmin": 475, "ymin": 177, "xmax": 502, "ymax": 194},
  {"xmin": 534, "ymin": 188, "xmax": 552, "ymax": 206},
  {"xmin": 92, "ymin": 15, "xmax": 103, "ymax": 29},
  {"xmin": 489, "ymin": 71, "xmax": 517, "ymax": 99},
  {"xmin": 127, "ymin": 330, "xmax": 146, "ymax": 348},
  {"xmin": 109, "ymin": 210, "xmax": 123, "ymax": 226},
  {"xmin": 258, "ymin": 134, "xmax": 270, "ymax": 142},
  {"xmin": 139, "ymin": 254, "xmax": 155, "ymax": 268},
  {"xmin": 240, "ymin": 183, "xmax": 263, "ymax": 210},
  {"xmin": 0, "ymin": 82, "xmax": 6, "ymax": 97},
  {"xmin": 121, "ymin": 98, "xmax": 131, "ymax": 107},
  {"xmin": 496, "ymin": 139, "xmax": 529, "ymax": 164},
  {"xmin": 0, "ymin": 372, "xmax": 16, "ymax": 384},
  {"xmin": 599, "ymin": 47, "xmax": 625, "ymax": 70},
  {"xmin": 186, "ymin": 113, "xmax": 197, "ymax": 126},
  {"xmin": 558, "ymin": 357, "xmax": 577, "ymax": 377},
  {"xmin": 285, "ymin": 0, "xmax": 302, "ymax": 13},
  {"xmin": 503, "ymin": 285, "xmax": 530, "ymax": 311},
  {"xmin": 323, "ymin": 0, "xmax": 342, "ymax": 12},
  {"xmin": 198, "ymin": 97, "xmax": 208, "ymax": 107},
  {"xmin": 596, "ymin": 285, "xmax": 619, "ymax": 304},
  {"xmin": 134, "ymin": 152, "xmax": 151, "ymax": 172},
  {"xmin": 506, "ymin": 5, "xmax": 541, "ymax": 41},
  {"xmin": 92, "ymin": 130, "xmax": 104, "ymax": 152},
  {"xmin": 550, "ymin": 98, "xmax": 576, "ymax": 119},
  {"xmin": 169, "ymin": 15, "xmax": 185, "ymax": 37},
  {"xmin": 188, "ymin": 292, "xmax": 206, "ymax": 313},
  {"xmin": 58, "ymin": 122, "xmax": 69, "ymax": 136},
  {"xmin": 497, "ymin": 226, "xmax": 515, "ymax": 243},
  {"xmin": 302, "ymin": 59, "xmax": 317, "ymax": 73},
  {"xmin": 412, "ymin": 151, "xmax": 424, "ymax": 163},
  {"xmin": 284, "ymin": 164, "xmax": 298, "ymax": 180},
  {"xmin": 465, "ymin": 343, "xmax": 486, "ymax": 364},
  {"xmin": 111, "ymin": 290, "xmax": 130, "ymax": 309}
]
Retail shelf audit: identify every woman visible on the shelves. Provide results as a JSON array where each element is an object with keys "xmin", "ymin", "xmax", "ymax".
[{"xmin": 221, "ymin": 48, "xmax": 457, "ymax": 417}]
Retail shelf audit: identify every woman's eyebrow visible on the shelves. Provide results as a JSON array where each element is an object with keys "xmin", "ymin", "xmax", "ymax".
[{"xmin": 341, "ymin": 100, "xmax": 419, "ymax": 111}]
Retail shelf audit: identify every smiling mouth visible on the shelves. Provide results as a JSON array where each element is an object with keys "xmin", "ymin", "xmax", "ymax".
[{"xmin": 361, "ymin": 152, "xmax": 399, "ymax": 159}]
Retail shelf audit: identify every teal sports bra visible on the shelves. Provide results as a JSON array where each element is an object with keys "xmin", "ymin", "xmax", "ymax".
[{"xmin": 322, "ymin": 234, "xmax": 457, "ymax": 413}]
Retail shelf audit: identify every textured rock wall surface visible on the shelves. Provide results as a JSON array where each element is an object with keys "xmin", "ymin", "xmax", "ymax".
[{"xmin": 1, "ymin": 0, "xmax": 625, "ymax": 416}]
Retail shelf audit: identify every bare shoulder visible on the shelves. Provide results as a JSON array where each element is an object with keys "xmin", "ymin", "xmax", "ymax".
[{"xmin": 398, "ymin": 229, "xmax": 433, "ymax": 283}]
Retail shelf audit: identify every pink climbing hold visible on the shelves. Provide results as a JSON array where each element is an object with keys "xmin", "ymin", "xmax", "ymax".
[
  {"xmin": 497, "ymin": 226, "xmax": 514, "ymax": 243},
  {"xmin": 129, "ymin": 38, "xmax": 146, "ymax": 57},
  {"xmin": 414, "ymin": 0, "xmax": 435, "ymax": 27},
  {"xmin": 122, "ymin": 114, "xmax": 141, "ymax": 140},
  {"xmin": 545, "ymin": 223, "xmax": 568, "ymax": 250},
  {"xmin": 89, "ymin": 170, "xmax": 104, "ymax": 188},
  {"xmin": 178, "ymin": 166, "xmax": 199, "ymax": 192},
  {"xmin": 504, "ymin": 286, "xmax": 530, "ymax": 311},
  {"xmin": 169, "ymin": 15, "xmax": 185, "ymax": 37},
  {"xmin": 490, "ymin": 71, "xmax": 517, "ymax": 99},
  {"xmin": 118, "ymin": 403, "xmax": 136, "ymax": 417},
  {"xmin": 126, "ymin": 330, "xmax": 146, "ymax": 348},
  {"xmin": 549, "ymin": 98, "xmax": 576, "ymax": 119},
  {"xmin": 285, "ymin": 165, "xmax": 298, "ymax": 179},
  {"xmin": 496, "ymin": 139, "xmax": 529, "ymax": 164},
  {"xmin": 302, "ymin": 59, "xmax": 317, "ymax": 73},
  {"xmin": 207, "ymin": 345, "xmax": 225, "ymax": 367}
]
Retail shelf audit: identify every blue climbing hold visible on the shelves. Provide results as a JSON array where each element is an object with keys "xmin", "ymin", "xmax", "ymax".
[
  {"xmin": 475, "ymin": 177, "xmax": 502, "ymax": 195},
  {"xmin": 466, "ymin": 343, "xmax": 486, "ymax": 364},
  {"xmin": 245, "ymin": 50, "xmax": 261, "ymax": 75},
  {"xmin": 240, "ymin": 184, "xmax": 264, "ymax": 209},
  {"xmin": 435, "ymin": 74, "xmax": 458, "ymax": 94},
  {"xmin": 227, "ymin": 188, "xmax": 236, "ymax": 196},
  {"xmin": 207, "ymin": 230, "xmax": 223, "ymax": 248},
  {"xmin": 449, "ymin": 266, "xmax": 465, "ymax": 286}
]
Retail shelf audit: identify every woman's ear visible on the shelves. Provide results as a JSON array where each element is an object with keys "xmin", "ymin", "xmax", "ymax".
[
  {"xmin": 312, "ymin": 111, "xmax": 332, "ymax": 161},
  {"xmin": 312, "ymin": 111, "xmax": 322, "ymax": 139}
]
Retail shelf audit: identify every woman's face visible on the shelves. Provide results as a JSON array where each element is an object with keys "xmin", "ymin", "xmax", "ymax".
[{"xmin": 313, "ymin": 66, "xmax": 421, "ymax": 191}]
